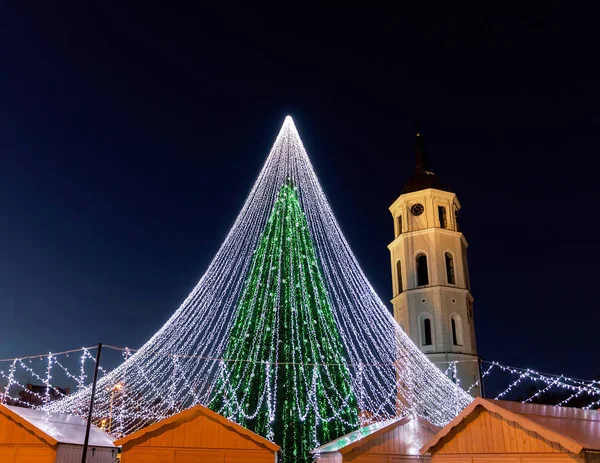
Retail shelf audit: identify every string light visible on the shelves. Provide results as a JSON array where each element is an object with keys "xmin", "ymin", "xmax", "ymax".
[
  {"xmin": 44, "ymin": 353, "xmax": 52, "ymax": 406},
  {"xmin": 1, "ymin": 348, "xmax": 598, "ymax": 430},
  {"xmin": 466, "ymin": 362, "xmax": 493, "ymax": 394},
  {"xmin": 524, "ymin": 375, "xmax": 563, "ymax": 403},
  {"xmin": 1, "ymin": 360, "xmax": 16, "ymax": 404},
  {"xmin": 490, "ymin": 362, "xmax": 600, "ymax": 400},
  {"xmin": 433, "ymin": 360, "xmax": 600, "ymax": 406},
  {"xmin": 584, "ymin": 395, "xmax": 600, "ymax": 410}
]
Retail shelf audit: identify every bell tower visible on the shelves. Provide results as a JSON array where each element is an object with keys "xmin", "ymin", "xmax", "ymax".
[{"xmin": 388, "ymin": 133, "xmax": 481, "ymax": 397}]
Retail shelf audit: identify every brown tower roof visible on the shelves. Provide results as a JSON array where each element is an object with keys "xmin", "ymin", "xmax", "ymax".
[{"xmin": 403, "ymin": 133, "xmax": 449, "ymax": 193}]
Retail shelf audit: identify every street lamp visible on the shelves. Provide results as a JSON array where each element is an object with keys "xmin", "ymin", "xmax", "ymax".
[{"xmin": 108, "ymin": 382, "xmax": 123, "ymax": 434}]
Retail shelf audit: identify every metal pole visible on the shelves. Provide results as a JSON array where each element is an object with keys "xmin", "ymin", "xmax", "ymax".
[
  {"xmin": 82, "ymin": 343, "xmax": 102, "ymax": 463},
  {"xmin": 478, "ymin": 357, "xmax": 486, "ymax": 398}
]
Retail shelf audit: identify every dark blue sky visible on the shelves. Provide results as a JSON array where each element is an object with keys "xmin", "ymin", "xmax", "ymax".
[{"xmin": 1, "ymin": 4, "xmax": 598, "ymax": 379}]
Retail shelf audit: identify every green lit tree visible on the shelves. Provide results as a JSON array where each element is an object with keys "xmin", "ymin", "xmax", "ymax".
[{"xmin": 210, "ymin": 182, "xmax": 359, "ymax": 462}]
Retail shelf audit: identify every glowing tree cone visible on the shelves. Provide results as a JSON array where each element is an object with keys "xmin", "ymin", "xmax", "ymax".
[
  {"xmin": 209, "ymin": 181, "xmax": 359, "ymax": 462},
  {"xmin": 46, "ymin": 116, "xmax": 472, "ymax": 443}
]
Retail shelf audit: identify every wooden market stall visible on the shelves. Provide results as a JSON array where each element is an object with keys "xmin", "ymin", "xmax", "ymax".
[
  {"xmin": 312, "ymin": 415, "xmax": 439, "ymax": 463},
  {"xmin": 114, "ymin": 404, "xmax": 280, "ymax": 463},
  {"xmin": 420, "ymin": 397, "xmax": 600, "ymax": 462},
  {"xmin": 0, "ymin": 403, "xmax": 117, "ymax": 463}
]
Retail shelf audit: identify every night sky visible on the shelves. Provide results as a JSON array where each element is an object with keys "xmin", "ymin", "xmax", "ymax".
[{"xmin": 1, "ymin": 4, "xmax": 598, "ymax": 380}]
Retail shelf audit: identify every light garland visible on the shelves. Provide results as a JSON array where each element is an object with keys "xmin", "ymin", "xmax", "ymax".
[
  {"xmin": 1, "ymin": 360, "xmax": 17, "ymax": 404},
  {"xmin": 466, "ymin": 362, "xmax": 493, "ymax": 394},
  {"xmin": 432, "ymin": 360, "xmax": 600, "ymax": 406},
  {"xmin": 1, "ymin": 348, "xmax": 599, "ymax": 429},
  {"xmin": 44, "ymin": 353, "xmax": 52, "ymax": 406},
  {"xmin": 524, "ymin": 375, "xmax": 563, "ymax": 403},
  {"xmin": 489, "ymin": 361, "xmax": 600, "ymax": 401},
  {"xmin": 0, "ymin": 346, "xmax": 121, "ymax": 409},
  {"xmin": 584, "ymin": 397, "xmax": 600, "ymax": 410}
]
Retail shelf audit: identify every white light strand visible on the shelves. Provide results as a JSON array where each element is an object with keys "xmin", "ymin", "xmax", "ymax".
[
  {"xmin": 524, "ymin": 375, "xmax": 563, "ymax": 403},
  {"xmin": 79, "ymin": 349, "xmax": 87, "ymax": 392},
  {"xmin": 490, "ymin": 362, "xmax": 600, "ymax": 400},
  {"xmin": 495, "ymin": 367, "xmax": 531, "ymax": 400},
  {"xmin": 44, "ymin": 353, "xmax": 52, "ymax": 406},
  {"xmin": 467, "ymin": 362, "xmax": 494, "ymax": 394},
  {"xmin": 1, "ymin": 360, "xmax": 16, "ymax": 404},
  {"xmin": 443, "ymin": 362, "xmax": 454, "ymax": 377},
  {"xmin": 584, "ymin": 395, "xmax": 600, "ymax": 410},
  {"xmin": 1, "ymin": 346, "xmax": 598, "ymax": 424},
  {"xmin": 0, "ymin": 369, "xmax": 48, "ymax": 406}
]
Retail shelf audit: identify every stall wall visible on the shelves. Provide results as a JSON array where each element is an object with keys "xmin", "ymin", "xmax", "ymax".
[
  {"xmin": 56, "ymin": 444, "xmax": 117, "ymax": 463},
  {"xmin": 430, "ymin": 409, "xmax": 585, "ymax": 463},
  {"xmin": 120, "ymin": 413, "xmax": 275, "ymax": 463},
  {"xmin": 0, "ymin": 412, "xmax": 55, "ymax": 463}
]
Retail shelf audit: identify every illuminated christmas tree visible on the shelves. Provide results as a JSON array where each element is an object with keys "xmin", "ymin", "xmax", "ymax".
[
  {"xmin": 48, "ymin": 116, "xmax": 472, "ymax": 448},
  {"xmin": 210, "ymin": 181, "xmax": 359, "ymax": 462}
]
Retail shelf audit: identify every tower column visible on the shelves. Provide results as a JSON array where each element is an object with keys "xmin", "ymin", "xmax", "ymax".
[{"xmin": 388, "ymin": 133, "xmax": 481, "ymax": 397}]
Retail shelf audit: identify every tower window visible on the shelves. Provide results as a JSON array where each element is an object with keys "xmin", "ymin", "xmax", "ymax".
[
  {"xmin": 423, "ymin": 317, "xmax": 432, "ymax": 346},
  {"xmin": 445, "ymin": 252, "xmax": 456, "ymax": 285},
  {"xmin": 396, "ymin": 215, "xmax": 402, "ymax": 237},
  {"xmin": 419, "ymin": 313, "xmax": 434, "ymax": 347},
  {"xmin": 416, "ymin": 254, "xmax": 429, "ymax": 286},
  {"xmin": 438, "ymin": 206, "xmax": 447, "ymax": 229},
  {"xmin": 451, "ymin": 318, "xmax": 458, "ymax": 345},
  {"xmin": 396, "ymin": 260, "xmax": 403, "ymax": 295},
  {"xmin": 450, "ymin": 314, "xmax": 463, "ymax": 346},
  {"xmin": 455, "ymin": 207, "xmax": 460, "ymax": 232}
]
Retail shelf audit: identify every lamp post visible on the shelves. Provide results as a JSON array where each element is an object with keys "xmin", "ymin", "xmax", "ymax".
[{"xmin": 108, "ymin": 382, "xmax": 123, "ymax": 434}]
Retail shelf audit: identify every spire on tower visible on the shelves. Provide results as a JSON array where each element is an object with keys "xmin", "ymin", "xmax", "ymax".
[
  {"xmin": 415, "ymin": 132, "xmax": 428, "ymax": 172},
  {"xmin": 403, "ymin": 132, "xmax": 449, "ymax": 193}
]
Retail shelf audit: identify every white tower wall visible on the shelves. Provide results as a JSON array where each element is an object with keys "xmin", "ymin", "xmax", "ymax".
[{"xmin": 388, "ymin": 155, "xmax": 481, "ymax": 397}]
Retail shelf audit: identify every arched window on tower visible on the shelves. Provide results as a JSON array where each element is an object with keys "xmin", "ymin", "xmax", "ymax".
[
  {"xmin": 422, "ymin": 316, "xmax": 433, "ymax": 346},
  {"xmin": 416, "ymin": 254, "xmax": 429, "ymax": 286},
  {"xmin": 450, "ymin": 313, "xmax": 463, "ymax": 346},
  {"xmin": 396, "ymin": 260, "xmax": 403, "ymax": 295},
  {"xmin": 445, "ymin": 252, "xmax": 456, "ymax": 285},
  {"xmin": 396, "ymin": 215, "xmax": 402, "ymax": 237},
  {"xmin": 438, "ymin": 206, "xmax": 447, "ymax": 229}
]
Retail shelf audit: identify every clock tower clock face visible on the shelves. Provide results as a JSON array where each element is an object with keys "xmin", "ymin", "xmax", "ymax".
[{"xmin": 410, "ymin": 203, "xmax": 424, "ymax": 216}]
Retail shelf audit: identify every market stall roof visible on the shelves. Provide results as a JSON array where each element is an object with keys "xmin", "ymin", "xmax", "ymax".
[
  {"xmin": 420, "ymin": 398, "xmax": 600, "ymax": 455},
  {"xmin": 312, "ymin": 416, "xmax": 439, "ymax": 455},
  {"xmin": 114, "ymin": 404, "xmax": 280, "ymax": 452},
  {"xmin": 1, "ymin": 404, "xmax": 116, "ymax": 447}
]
